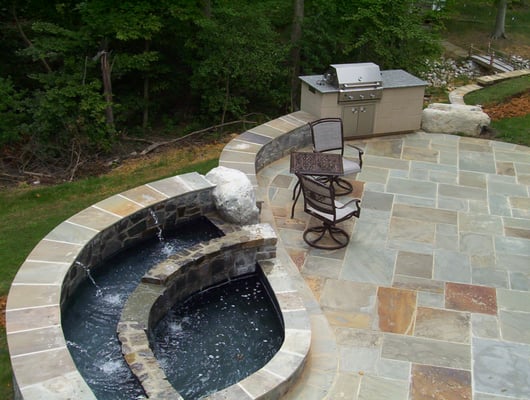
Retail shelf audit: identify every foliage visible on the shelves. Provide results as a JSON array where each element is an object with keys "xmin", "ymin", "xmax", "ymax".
[
  {"xmin": 341, "ymin": 0, "xmax": 445, "ymax": 74},
  {"xmin": 463, "ymin": 75, "xmax": 530, "ymax": 146},
  {"xmin": 188, "ymin": 2, "xmax": 288, "ymax": 122},
  {"xmin": 1, "ymin": 0, "xmax": 454, "ymax": 165},
  {"xmin": 444, "ymin": 0, "xmax": 530, "ymax": 52},
  {"xmin": 0, "ymin": 77, "xmax": 27, "ymax": 145}
]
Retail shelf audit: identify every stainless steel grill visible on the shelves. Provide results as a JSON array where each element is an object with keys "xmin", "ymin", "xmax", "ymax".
[{"xmin": 325, "ymin": 62, "xmax": 383, "ymax": 103}]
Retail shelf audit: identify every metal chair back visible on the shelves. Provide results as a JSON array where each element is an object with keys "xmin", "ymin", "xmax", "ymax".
[
  {"xmin": 309, "ymin": 117, "xmax": 345, "ymax": 155},
  {"xmin": 297, "ymin": 173, "xmax": 337, "ymax": 222}
]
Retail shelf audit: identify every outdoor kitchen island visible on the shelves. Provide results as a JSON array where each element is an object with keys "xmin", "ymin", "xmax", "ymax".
[{"xmin": 300, "ymin": 63, "xmax": 427, "ymax": 139}]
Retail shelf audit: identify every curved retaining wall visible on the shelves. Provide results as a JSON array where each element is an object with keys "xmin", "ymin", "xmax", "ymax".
[
  {"xmin": 6, "ymin": 172, "xmax": 219, "ymax": 398},
  {"xmin": 218, "ymin": 111, "xmax": 316, "ymax": 202},
  {"xmin": 6, "ymin": 110, "xmax": 317, "ymax": 399}
]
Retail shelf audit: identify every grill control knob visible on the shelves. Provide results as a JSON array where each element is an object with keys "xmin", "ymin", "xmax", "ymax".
[
  {"xmin": 347, "ymin": 95, "xmax": 354, "ymax": 100},
  {"xmin": 359, "ymin": 94, "xmax": 365, "ymax": 100},
  {"xmin": 370, "ymin": 93, "xmax": 376, "ymax": 98}
]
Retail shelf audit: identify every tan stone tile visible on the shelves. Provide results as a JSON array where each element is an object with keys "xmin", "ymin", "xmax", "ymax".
[
  {"xmin": 324, "ymin": 309, "xmax": 371, "ymax": 329},
  {"xmin": 496, "ymin": 161, "xmax": 515, "ymax": 176},
  {"xmin": 410, "ymin": 364, "xmax": 471, "ymax": 400},
  {"xmin": 303, "ymin": 276, "xmax": 325, "ymax": 301},
  {"xmin": 366, "ymin": 140, "xmax": 403, "ymax": 158},
  {"xmin": 286, "ymin": 248, "xmax": 307, "ymax": 271},
  {"xmin": 445, "ymin": 282, "xmax": 497, "ymax": 315},
  {"xmin": 414, "ymin": 307, "xmax": 470, "ymax": 343},
  {"xmin": 389, "ymin": 217, "xmax": 435, "ymax": 244},
  {"xmin": 95, "ymin": 194, "xmax": 143, "ymax": 217},
  {"xmin": 509, "ymin": 196, "xmax": 530, "ymax": 210},
  {"xmin": 392, "ymin": 274, "xmax": 444, "ymax": 294},
  {"xmin": 402, "ymin": 146, "xmax": 439, "ymax": 162},
  {"xmin": 377, "ymin": 287, "xmax": 417, "ymax": 335},
  {"xmin": 505, "ymin": 227, "xmax": 530, "ymax": 239},
  {"xmin": 120, "ymin": 185, "xmax": 168, "ymax": 206},
  {"xmin": 392, "ymin": 204, "xmax": 457, "ymax": 225}
]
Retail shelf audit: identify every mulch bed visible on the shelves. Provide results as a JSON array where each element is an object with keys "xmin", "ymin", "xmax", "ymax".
[{"xmin": 482, "ymin": 89, "xmax": 530, "ymax": 121}]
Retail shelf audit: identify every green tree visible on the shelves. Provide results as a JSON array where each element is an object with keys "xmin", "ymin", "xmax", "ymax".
[
  {"xmin": 0, "ymin": 77, "xmax": 27, "ymax": 145},
  {"xmin": 189, "ymin": 1, "xmax": 288, "ymax": 123},
  {"xmin": 341, "ymin": 0, "xmax": 444, "ymax": 73}
]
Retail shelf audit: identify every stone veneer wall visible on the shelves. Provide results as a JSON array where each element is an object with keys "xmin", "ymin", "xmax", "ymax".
[
  {"xmin": 218, "ymin": 111, "xmax": 317, "ymax": 200},
  {"xmin": 61, "ymin": 190, "xmax": 216, "ymax": 309},
  {"xmin": 117, "ymin": 224, "xmax": 312, "ymax": 399}
]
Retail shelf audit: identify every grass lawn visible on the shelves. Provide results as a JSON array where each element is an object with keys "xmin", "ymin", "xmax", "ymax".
[
  {"xmin": 464, "ymin": 75, "xmax": 530, "ymax": 106},
  {"xmin": 491, "ymin": 114, "xmax": 530, "ymax": 146},
  {"xmin": 464, "ymin": 75, "xmax": 530, "ymax": 147}
]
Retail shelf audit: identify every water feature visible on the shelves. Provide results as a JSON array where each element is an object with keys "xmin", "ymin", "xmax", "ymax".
[
  {"xmin": 74, "ymin": 260, "xmax": 103, "ymax": 297},
  {"xmin": 151, "ymin": 270, "xmax": 284, "ymax": 399},
  {"xmin": 62, "ymin": 217, "xmax": 223, "ymax": 399},
  {"xmin": 149, "ymin": 208, "xmax": 164, "ymax": 241}
]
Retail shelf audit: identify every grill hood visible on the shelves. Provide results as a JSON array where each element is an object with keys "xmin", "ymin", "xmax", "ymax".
[{"xmin": 326, "ymin": 62, "xmax": 382, "ymax": 90}]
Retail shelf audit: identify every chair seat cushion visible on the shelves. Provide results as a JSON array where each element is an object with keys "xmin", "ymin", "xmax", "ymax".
[
  {"xmin": 343, "ymin": 158, "xmax": 361, "ymax": 175},
  {"xmin": 308, "ymin": 200, "xmax": 356, "ymax": 222}
]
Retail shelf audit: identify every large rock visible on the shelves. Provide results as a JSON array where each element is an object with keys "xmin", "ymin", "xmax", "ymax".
[
  {"xmin": 421, "ymin": 103, "xmax": 490, "ymax": 136},
  {"xmin": 205, "ymin": 166, "xmax": 259, "ymax": 225}
]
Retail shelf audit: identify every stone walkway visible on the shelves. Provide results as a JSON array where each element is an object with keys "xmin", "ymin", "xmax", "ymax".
[{"xmin": 256, "ymin": 132, "xmax": 530, "ymax": 399}]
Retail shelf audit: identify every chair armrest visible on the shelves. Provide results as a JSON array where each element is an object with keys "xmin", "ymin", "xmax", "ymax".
[
  {"xmin": 336, "ymin": 198, "xmax": 361, "ymax": 210},
  {"xmin": 346, "ymin": 144, "xmax": 364, "ymax": 169}
]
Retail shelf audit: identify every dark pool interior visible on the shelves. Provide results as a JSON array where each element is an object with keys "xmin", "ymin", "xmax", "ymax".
[
  {"xmin": 62, "ymin": 217, "xmax": 223, "ymax": 400},
  {"xmin": 151, "ymin": 271, "xmax": 284, "ymax": 399}
]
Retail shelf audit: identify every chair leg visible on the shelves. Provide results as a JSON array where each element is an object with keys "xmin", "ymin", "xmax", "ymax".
[
  {"xmin": 291, "ymin": 180, "xmax": 302, "ymax": 218},
  {"xmin": 332, "ymin": 177, "xmax": 353, "ymax": 196},
  {"xmin": 303, "ymin": 223, "xmax": 350, "ymax": 250}
]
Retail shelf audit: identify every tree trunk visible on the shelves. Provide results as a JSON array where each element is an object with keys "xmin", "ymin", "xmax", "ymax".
[
  {"xmin": 491, "ymin": 0, "xmax": 508, "ymax": 39},
  {"xmin": 142, "ymin": 40, "xmax": 150, "ymax": 132},
  {"xmin": 100, "ymin": 51, "xmax": 115, "ymax": 127},
  {"xmin": 11, "ymin": 5, "xmax": 52, "ymax": 73},
  {"xmin": 202, "ymin": 0, "xmax": 212, "ymax": 18},
  {"xmin": 289, "ymin": 0, "xmax": 304, "ymax": 111},
  {"xmin": 221, "ymin": 75, "xmax": 230, "ymax": 126}
]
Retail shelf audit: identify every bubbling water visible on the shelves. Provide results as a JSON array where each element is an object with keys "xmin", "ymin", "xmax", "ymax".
[{"xmin": 151, "ymin": 273, "xmax": 284, "ymax": 399}]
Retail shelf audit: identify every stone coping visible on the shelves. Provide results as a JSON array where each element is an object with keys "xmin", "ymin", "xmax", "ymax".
[
  {"xmin": 118, "ymin": 224, "xmax": 310, "ymax": 399},
  {"xmin": 219, "ymin": 110, "xmax": 317, "ymax": 202}
]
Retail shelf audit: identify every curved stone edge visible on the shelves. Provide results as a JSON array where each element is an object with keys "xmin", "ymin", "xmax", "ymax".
[
  {"xmin": 218, "ymin": 110, "xmax": 316, "ymax": 204},
  {"xmin": 5, "ymin": 172, "xmax": 216, "ymax": 400},
  {"xmin": 117, "ymin": 223, "xmax": 310, "ymax": 400},
  {"xmin": 449, "ymin": 69, "xmax": 530, "ymax": 105}
]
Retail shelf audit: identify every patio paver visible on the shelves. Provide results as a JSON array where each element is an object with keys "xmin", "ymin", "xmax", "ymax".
[{"xmin": 256, "ymin": 131, "xmax": 530, "ymax": 399}]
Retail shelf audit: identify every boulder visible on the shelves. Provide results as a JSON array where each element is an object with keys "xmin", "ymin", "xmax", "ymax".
[
  {"xmin": 421, "ymin": 103, "xmax": 490, "ymax": 136},
  {"xmin": 205, "ymin": 166, "xmax": 259, "ymax": 225}
]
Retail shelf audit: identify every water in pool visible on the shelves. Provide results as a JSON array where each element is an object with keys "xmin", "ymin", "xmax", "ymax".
[
  {"xmin": 62, "ymin": 217, "xmax": 223, "ymax": 399},
  {"xmin": 151, "ymin": 272, "xmax": 284, "ymax": 399}
]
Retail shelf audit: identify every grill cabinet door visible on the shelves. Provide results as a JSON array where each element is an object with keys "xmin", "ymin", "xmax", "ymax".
[{"xmin": 342, "ymin": 103, "xmax": 376, "ymax": 138}]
